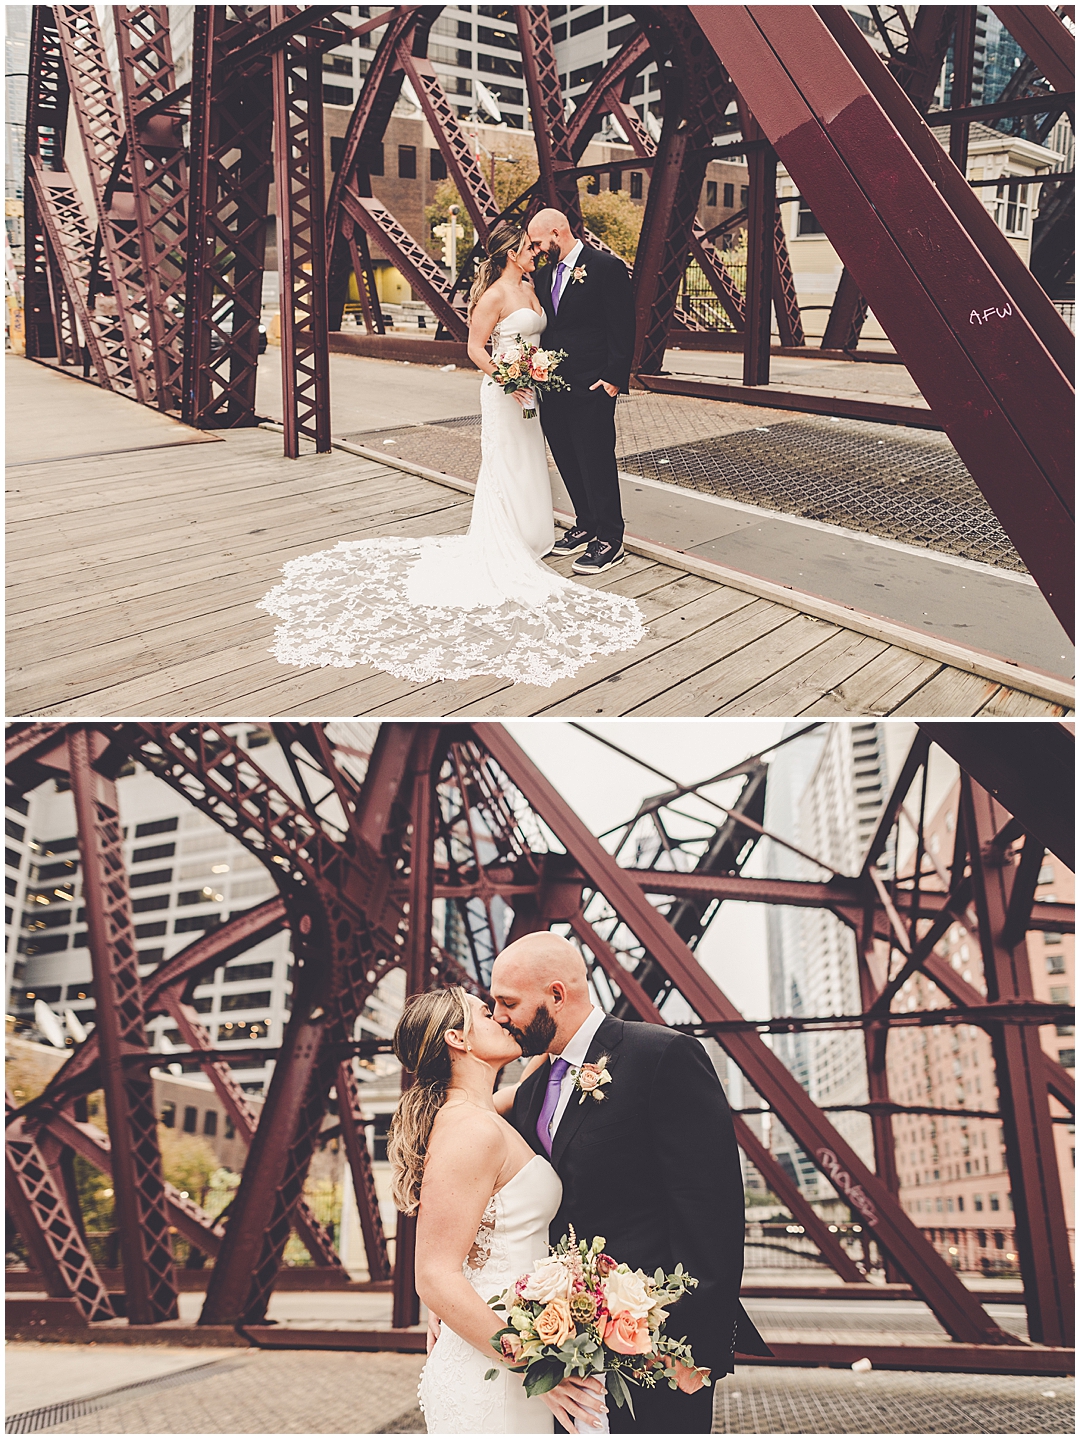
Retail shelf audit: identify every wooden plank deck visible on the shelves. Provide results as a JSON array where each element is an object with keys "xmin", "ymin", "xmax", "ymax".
[{"xmin": 6, "ymin": 378, "xmax": 1071, "ymax": 719}]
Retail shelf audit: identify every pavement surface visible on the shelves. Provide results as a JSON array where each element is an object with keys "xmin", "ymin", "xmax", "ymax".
[
  {"xmin": 5, "ymin": 1343, "xmax": 1072, "ymax": 1434},
  {"xmin": 255, "ymin": 350, "xmax": 1070, "ymax": 680}
]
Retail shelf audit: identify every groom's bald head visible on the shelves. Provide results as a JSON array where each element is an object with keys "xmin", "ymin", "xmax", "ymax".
[
  {"xmin": 527, "ymin": 208, "xmax": 576, "ymax": 264},
  {"xmin": 491, "ymin": 932, "xmax": 593, "ymax": 1055}
]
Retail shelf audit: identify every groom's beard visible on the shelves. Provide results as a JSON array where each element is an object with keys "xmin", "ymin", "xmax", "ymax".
[
  {"xmin": 545, "ymin": 240, "xmax": 561, "ymax": 267},
  {"xmin": 503, "ymin": 1003, "xmax": 557, "ymax": 1057}
]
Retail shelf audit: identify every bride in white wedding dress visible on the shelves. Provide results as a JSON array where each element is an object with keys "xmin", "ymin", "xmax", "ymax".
[
  {"xmin": 389, "ymin": 988, "xmax": 607, "ymax": 1435},
  {"xmin": 257, "ymin": 224, "xmax": 644, "ymax": 687}
]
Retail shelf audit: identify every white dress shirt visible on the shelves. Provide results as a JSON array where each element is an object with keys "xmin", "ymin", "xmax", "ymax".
[
  {"xmin": 552, "ymin": 238, "xmax": 584, "ymax": 301},
  {"xmin": 548, "ymin": 1005, "xmax": 607, "ymax": 1140}
]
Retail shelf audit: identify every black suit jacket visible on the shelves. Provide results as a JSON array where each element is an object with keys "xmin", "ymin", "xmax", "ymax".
[
  {"xmin": 511, "ymin": 1016, "xmax": 770, "ymax": 1375},
  {"xmin": 535, "ymin": 243, "xmax": 635, "ymax": 394}
]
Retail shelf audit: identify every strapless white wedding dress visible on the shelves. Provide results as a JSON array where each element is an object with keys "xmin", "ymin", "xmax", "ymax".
[
  {"xmin": 257, "ymin": 308, "xmax": 645, "ymax": 687},
  {"xmin": 418, "ymin": 1154, "xmax": 562, "ymax": 1433}
]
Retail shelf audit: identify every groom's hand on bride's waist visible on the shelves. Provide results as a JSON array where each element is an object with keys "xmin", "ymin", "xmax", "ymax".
[
  {"xmin": 589, "ymin": 379, "xmax": 619, "ymax": 397},
  {"xmin": 427, "ymin": 1311, "xmax": 442, "ymax": 1353}
]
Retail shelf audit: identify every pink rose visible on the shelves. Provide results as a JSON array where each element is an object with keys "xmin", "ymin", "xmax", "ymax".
[
  {"xmin": 594, "ymin": 1253, "xmax": 618, "ymax": 1277},
  {"xmin": 501, "ymin": 1333, "xmax": 524, "ymax": 1363},
  {"xmin": 604, "ymin": 1311, "xmax": 652, "ymax": 1356},
  {"xmin": 577, "ymin": 1064, "xmax": 603, "ymax": 1091},
  {"xmin": 674, "ymin": 1361, "xmax": 710, "ymax": 1394}
]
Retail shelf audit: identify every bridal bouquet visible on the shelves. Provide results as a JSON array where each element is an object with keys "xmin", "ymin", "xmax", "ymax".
[
  {"xmin": 492, "ymin": 335, "xmax": 569, "ymax": 419},
  {"xmin": 485, "ymin": 1230, "xmax": 710, "ymax": 1425}
]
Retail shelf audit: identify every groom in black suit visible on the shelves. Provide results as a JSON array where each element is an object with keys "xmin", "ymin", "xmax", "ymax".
[
  {"xmin": 491, "ymin": 933, "xmax": 770, "ymax": 1434},
  {"xmin": 526, "ymin": 208, "xmax": 635, "ymax": 577}
]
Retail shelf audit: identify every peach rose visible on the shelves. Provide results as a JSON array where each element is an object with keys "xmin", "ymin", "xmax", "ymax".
[
  {"xmin": 535, "ymin": 1298, "xmax": 573, "ymax": 1348},
  {"xmin": 604, "ymin": 1311, "xmax": 652, "ymax": 1355},
  {"xmin": 674, "ymin": 1361, "xmax": 710, "ymax": 1394},
  {"xmin": 531, "ymin": 366, "xmax": 549, "ymax": 383},
  {"xmin": 576, "ymin": 1065, "xmax": 602, "ymax": 1092}
]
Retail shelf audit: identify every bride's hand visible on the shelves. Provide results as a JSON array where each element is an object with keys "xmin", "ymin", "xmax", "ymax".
[
  {"xmin": 512, "ymin": 387, "xmax": 535, "ymax": 409},
  {"xmin": 540, "ymin": 1374, "xmax": 607, "ymax": 1431}
]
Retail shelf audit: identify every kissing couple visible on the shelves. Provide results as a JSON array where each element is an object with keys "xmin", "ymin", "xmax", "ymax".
[
  {"xmin": 260, "ymin": 210, "xmax": 647, "ymax": 690},
  {"xmin": 390, "ymin": 932, "xmax": 770, "ymax": 1435}
]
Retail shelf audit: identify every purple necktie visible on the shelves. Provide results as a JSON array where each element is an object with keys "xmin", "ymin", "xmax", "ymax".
[
  {"xmin": 536, "ymin": 1057, "xmax": 570, "ymax": 1156},
  {"xmin": 551, "ymin": 261, "xmax": 567, "ymax": 312}
]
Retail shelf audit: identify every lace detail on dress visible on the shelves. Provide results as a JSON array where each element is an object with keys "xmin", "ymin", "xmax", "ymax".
[
  {"xmin": 256, "ymin": 538, "xmax": 645, "ymax": 687},
  {"xmin": 466, "ymin": 1198, "xmax": 497, "ymax": 1274},
  {"xmin": 257, "ymin": 305, "xmax": 645, "ymax": 689}
]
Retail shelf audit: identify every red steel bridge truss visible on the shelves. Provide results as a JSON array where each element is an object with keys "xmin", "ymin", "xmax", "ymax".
[
  {"xmin": 4, "ymin": 720, "xmax": 1074, "ymax": 1373},
  {"xmin": 21, "ymin": 5, "xmax": 1075, "ymax": 635}
]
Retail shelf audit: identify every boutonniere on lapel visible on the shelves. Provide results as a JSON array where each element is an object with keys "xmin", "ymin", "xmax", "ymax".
[
  {"xmin": 570, "ymin": 265, "xmax": 587, "ymax": 285},
  {"xmin": 571, "ymin": 1054, "xmax": 612, "ymax": 1103}
]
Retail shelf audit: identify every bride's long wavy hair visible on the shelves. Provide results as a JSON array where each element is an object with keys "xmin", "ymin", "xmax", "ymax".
[
  {"xmin": 387, "ymin": 986, "xmax": 474, "ymax": 1215},
  {"xmin": 467, "ymin": 222, "xmax": 529, "ymax": 318}
]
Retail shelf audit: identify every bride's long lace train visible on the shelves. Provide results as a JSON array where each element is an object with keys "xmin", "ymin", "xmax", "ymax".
[{"xmin": 257, "ymin": 314, "xmax": 645, "ymax": 688}]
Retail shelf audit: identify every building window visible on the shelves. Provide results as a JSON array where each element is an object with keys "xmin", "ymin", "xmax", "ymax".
[
  {"xmin": 224, "ymin": 1115, "xmax": 236, "ymax": 1140},
  {"xmin": 706, "ymin": 180, "xmax": 717, "ymax": 206},
  {"xmin": 130, "ymin": 867, "xmax": 173, "ymax": 889},
  {"xmin": 135, "ymin": 920, "xmax": 168, "ymax": 939},
  {"xmin": 203, "ymin": 1110, "xmax": 218, "ymax": 1137},
  {"xmin": 974, "ymin": 1194, "xmax": 983, "ymax": 1211},
  {"xmin": 174, "ymin": 914, "xmax": 222, "ymax": 934},
  {"xmin": 220, "ymin": 990, "xmax": 272, "ymax": 1013},
  {"xmin": 330, "ymin": 136, "xmax": 345, "ymax": 172},
  {"xmin": 1060, "ymin": 1049, "xmax": 1076, "ymax": 1069},
  {"xmin": 182, "ymin": 1106, "xmax": 198, "ymax": 1134},
  {"xmin": 132, "ymin": 842, "xmax": 175, "ymax": 864},
  {"xmin": 1047, "ymin": 952, "xmax": 1066, "ymax": 974},
  {"xmin": 570, "ymin": 61, "xmax": 603, "ymax": 89},
  {"xmin": 740, "ymin": 186, "xmax": 749, "ymax": 206},
  {"xmin": 161, "ymin": 1103, "xmax": 176, "ymax": 1129},
  {"xmin": 362, "ymin": 142, "xmax": 384, "ymax": 176},
  {"xmin": 797, "ymin": 199, "xmax": 824, "ymax": 236},
  {"xmin": 323, "ymin": 84, "xmax": 353, "ymax": 107},
  {"xmin": 989, "ymin": 1193, "xmax": 1000, "ymax": 1211},
  {"xmin": 65, "ymin": 982, "xmax": 93, "ymax": 1000},
  {"xmin": 430, "ymin": 148, "xmax": 447, "ymax": 181},
  {"xmin": 571, "ymin": 8, "xmax": 603, "ymax": 35},
  {"xmin": 136, "ymin": 818, "xmax": 178, "ymax": 839},
  {"xmin": 630, "ymin": 172, "xmax": 643, "ymax": 199},
  {"xmin": 551, "ymin": 22, "xmax": 567, "ymax": 42},
  {"xmin": 609, "ymin": 20, "xmax": 638, "ymax": 50},
  {"xmin": 609, "ymin": 170, "xmax": 621, "ymax": 192},
  {"xmin": 992, "ymin": 180, "xmax": 1030, "ymax": 237},
  {"xmin": 223, "ymin": 961, "xmax": 275, "ymax": 983},
  {"xmin": 323, "ymin": 55, "xmax": 352, "ymax": 75},
  {"xmin": 724, "ymin": 182, "xmax": 734, "ymax": 208},
  {"xmin": 132, "ymin": 893, "xmax": 169, "ymax": 914},
  {"xmin": 398, "ymin": 145, "xmax": 417, "ymax": 179},
  {"xmin": 478, "ymin": 23, "xmax": 518, "ymax": 49},
  {"xmin": 478, "ymin": 51, "xmax": 522, "ymax": 79}
]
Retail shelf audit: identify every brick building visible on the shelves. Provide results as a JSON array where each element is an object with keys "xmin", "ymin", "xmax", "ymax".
[{"xmin": 888, "ymin": 779, "xmax": 1075, "ymax": 1271}]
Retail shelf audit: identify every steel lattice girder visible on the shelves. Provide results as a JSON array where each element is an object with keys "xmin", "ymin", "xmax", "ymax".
[
  {"xmin": 5, "ymin": 1097, "xmax": 116, "ymax": 1322},
  {"xmin": 66, "ymin": 727, "xmax": 179, "ymax": 1324},
  {"xmin": 691, "ymin": 6, "xmax": 1074, "ymax": 637},
  {"xmin": 271, "ymin": 7, "xmax": 332, "ymax": 456},
  {"xmin": 113, "ymin": 5, "xmax": 189, "ymax": 413},
  {"xmin": 182, "ymin": 6, "xmax": 274, "ymax": 430},
  {"xmin": 54, "ymin": 5, "xmax": 156, "ymax": 402},
  {"xmin": 5, "ymin": 720, "xmax": 1073, "ymax": 1362}
]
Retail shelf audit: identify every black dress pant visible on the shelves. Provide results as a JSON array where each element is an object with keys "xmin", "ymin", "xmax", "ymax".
[{"xmin": 540, "ymin": 384, "xmax": 623, "ymax": 546}]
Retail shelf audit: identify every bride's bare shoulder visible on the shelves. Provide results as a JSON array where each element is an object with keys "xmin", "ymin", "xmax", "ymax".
[{"xmin": 428, "ymin": 1103, "xmax": 505, "ymax": 1156}]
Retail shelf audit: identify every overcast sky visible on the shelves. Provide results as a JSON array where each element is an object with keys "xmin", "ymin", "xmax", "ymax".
[{"xmin": 505, "ymin": 720, "xmax": 788, "ymax": 1020}]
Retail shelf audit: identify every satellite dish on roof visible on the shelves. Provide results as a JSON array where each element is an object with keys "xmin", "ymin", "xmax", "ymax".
[
  {"xmin": 34, "ymin": 999, "xmax": 67, "ymax": 1050},
  {"xmin": 605, "ymin": 112, "xmax": 629, "ymax": 144},
  {"xmin": 64, "ymin": 1009, "xmax": 87, "ymax": 1044},
  {"xmin": 475, "ymin": 79, "xmax": 502, "ymax": 123}
]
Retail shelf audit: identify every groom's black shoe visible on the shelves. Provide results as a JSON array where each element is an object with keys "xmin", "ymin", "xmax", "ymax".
[
  {"xmin": 573, "ymin": 538, "xmax": 625, "ymax": 575},
  {"xmin": 551, "ymin": 526, "xmax": 594, "ymax": 557}
]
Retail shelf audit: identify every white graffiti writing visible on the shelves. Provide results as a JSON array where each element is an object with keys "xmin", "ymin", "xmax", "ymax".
[
  {"xmin": 816, "ymin": 1148, "xmax": 880, "ymax": 1227},
  {"xmin": 969, "ymin": 304, "xmax": 1013, "ymax": 326}
]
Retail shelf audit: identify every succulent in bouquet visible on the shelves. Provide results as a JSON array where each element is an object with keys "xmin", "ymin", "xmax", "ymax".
[
  {"xmin": 484, "ymin": 1230, "xmax": 711, "ymax": 1419},
  {"xmin": 492, "ymin": 335, "xmax": 570, "ymax": 419}
]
